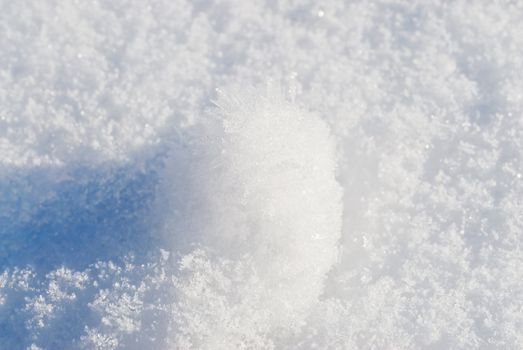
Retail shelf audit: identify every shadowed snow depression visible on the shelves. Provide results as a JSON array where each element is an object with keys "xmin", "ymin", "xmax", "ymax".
[{"xmin": 2, "ymin": 1, "xmax": 523, "ymax": 349}]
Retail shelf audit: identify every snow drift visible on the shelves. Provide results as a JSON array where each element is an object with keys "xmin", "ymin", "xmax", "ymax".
[{"xmin": 158, "ymin": 85, "xmax": 342, "ymax": 348}]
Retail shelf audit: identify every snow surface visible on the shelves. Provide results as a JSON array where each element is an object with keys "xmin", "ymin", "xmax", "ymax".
[{"xmin": 1, "ymin": 0, "xmax": 523, "ymax": 349}]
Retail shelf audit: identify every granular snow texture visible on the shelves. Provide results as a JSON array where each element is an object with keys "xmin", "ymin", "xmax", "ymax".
[{"xmin": 1, "ymin": 1, "xmax": 523, "ymax": 349}]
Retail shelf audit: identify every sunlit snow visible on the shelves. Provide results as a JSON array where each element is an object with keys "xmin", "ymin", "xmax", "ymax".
[{"xmin": 1, "ymin": 1, "xmax": 523, "ymax": 349}]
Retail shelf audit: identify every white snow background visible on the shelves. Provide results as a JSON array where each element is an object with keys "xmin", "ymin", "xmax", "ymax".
[{"xmin": 1, "ymin": 1, "xmax": 523, "ymax": 349}]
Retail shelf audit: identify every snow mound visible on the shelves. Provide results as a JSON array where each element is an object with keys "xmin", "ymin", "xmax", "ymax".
[{"xmin": 159, "ymin": 85, "xmax": 342, "ymax": 348}]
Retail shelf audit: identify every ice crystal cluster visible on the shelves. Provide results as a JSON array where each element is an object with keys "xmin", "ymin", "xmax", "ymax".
[
  {"xmin": 158, "ymin": 86, "xmax": 342, "ymax": 348},
  {"xmin": 1, "ymin": 0, "xmax": 523, "ymax": 349}
]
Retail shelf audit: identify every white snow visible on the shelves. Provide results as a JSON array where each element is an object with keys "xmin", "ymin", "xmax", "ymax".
[
  {"xmin": 1, "ymin": 0, "xmax": 523, "ymax": 349},
  {"xmin": 160, "ymin": 85, "xmax": 342, "ymax": 348}
]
